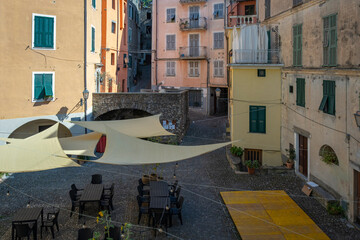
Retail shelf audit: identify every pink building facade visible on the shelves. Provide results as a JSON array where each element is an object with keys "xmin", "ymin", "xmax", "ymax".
[{"xmin": 152, "ymin": 0, "xmax": 227, "ymax": 115}]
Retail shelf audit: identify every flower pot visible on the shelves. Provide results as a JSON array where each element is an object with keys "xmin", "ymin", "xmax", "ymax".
[
  {"xmin": 142, "ymin": 175, "xmax": 150, "ymax": 185},
  {"xmin": 286, "ymin": 161, "xmax": 294, "ymax": 169},
  {"xmin": 150, "ymin": 173, "xmax": 158, "ymax": 181},
  {"xmin": 248, "ymin": 168, "xmax": 255, "ymax": 175}
]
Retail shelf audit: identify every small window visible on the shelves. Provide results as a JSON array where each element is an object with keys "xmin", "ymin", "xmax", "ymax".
[
  {"xmin": 289, "ymin": 85, "xmax": 294, "ymax": 93},
  {"xmin": 33, "ymin": 72, "xmax": 55, "ymax": 101},
  {"xmin": 166, "ymin": 8, "xmax": 176, "ymax": 23},
  {"xmin": 244, "ymin": 149, "xmax": 262, "ymax": 165},
  {"xmin": 319, "ymin": 80, "xmax": 335, "ymax": 115},
  {"xmin": 128, "ymin": 55, "xmax": 133, "ymax": 68},
  {"xmin": 129, "ymin": 5, "xmax": 133, "ymax": 19},
  {"xmin": 112, "ymin": 0, "xmax": 115, "ymax": 9},
  {"xmin": 189, "ymin": 61, "xmax": 199, "ymax": 77},
  {"xmin": 92, "ymin": 0, "xmax": 96, "ymax": 9},
  {"xmin": 213, "ymin": 32, "xmax": 224, "ymax": 49},
  {"xmin": 123, "ymin": 54, "xmax": 127, "ymax": 68},
  {"xmin": 213, "ymin": 3, "xmax": 224, "ymax": 19},
  {"xmin": 147, "ymin": 12, "xmax": 151, "ymax": 20},
  {"xmin": 245, "ymin": 5, "xmax": 255, "ymax": 15},
  {"xmin": 166, "ymin": 35, "xmax": 176, "ymax": 50},
  {"xmin": 111, "ymin": 21, "xmax": 116, "ymax": 33},
  {"xmin": 257, "ymin": 69, "xmax": 266, "ymax": 77},
  {"xmin": 319, "ymin": 145, "xmax": 339, "ymax": 165},
  {"xmin": 91, "ymin": 26, "xmax": 95, "ymax": 52},
  {"xmin": 166, "ymin": 61, "xmax": 176, "ymax": 76},
  {"xmin": 111, "ymin": 53, "xmax": 115, "ymax": 65},
  {"xmin": 296, "ymin": 78, "xmax": 305, "ymax": 107},
  {"xmin": 33, "ymin": 14, "xmax": 56, "ymax": 49},
  {"xmin": 214, "ymin": 60, "xmax": 224, "ymax": 77},
  {"xmin": 128, "ymin": 27, "xmax": 132, "ymax": 43},
  {"xmin": 249, "ymin": 106, "xmax": 266, "ymax": 133}
]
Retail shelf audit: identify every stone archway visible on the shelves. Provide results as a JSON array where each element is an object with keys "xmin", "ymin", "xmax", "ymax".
[
  {"xmin": 8, "ymin": 119, "xmax": 72, "ymax": 139},
  {"xmin": 95, "ymin": 108, "xmax": 152, "ymax": 121}
]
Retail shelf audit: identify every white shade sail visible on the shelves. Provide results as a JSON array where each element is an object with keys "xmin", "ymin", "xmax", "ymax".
[
  {"xmin": 94, "ymin": 126, "xmax": 234, "ymax": 165},
  {"xmin": 58, "ymin": 132, "xmax": 102, "ymax": 157},
  {"xmin": 70, "ymin": 114, "xmax": 174, "ymax": 138}
]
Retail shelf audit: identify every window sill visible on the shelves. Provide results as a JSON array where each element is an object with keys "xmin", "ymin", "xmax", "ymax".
[
  {"xmin": 189, "ymin": 75, "xmax": 200, "ymax": 78},
  {"xmin": 214, "ymin": 75, "xmax": 224, "ymax": 78},
  {"xmin": 248, "ymin": 132, "xmax": 266, "ymax": 134},
  {"xmin": 166, "ymin": 75, "xmax": 176, "ymax": 77},
  {"xmin": 32, "ymin": 47, "xmax": 55, "ymax": 51},
  {"xmin": 32, "ymin": 98, "xmax": 54, "ymax": 103}
]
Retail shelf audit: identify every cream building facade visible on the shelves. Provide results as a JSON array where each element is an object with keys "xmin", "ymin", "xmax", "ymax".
[
  {"xmin": 0, "ymin": 0, "xmax": 102, "ymax": 140},
  {"xmin": 258, "ymin": 0, "xmax": 360, "ymax": 221}
]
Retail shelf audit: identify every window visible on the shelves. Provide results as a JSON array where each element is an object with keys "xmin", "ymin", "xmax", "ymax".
[
  {"xmin": 257, "ymin": 69, "xmax": 266, "ymax": 77},
  {"xmin": 296, "ymin": 78, "xmax": 305, "ymax": 107},
  {"xmin": 91, "ymin": 26, "xmax": 95, "ymax": 52},
  {"xmin": 147, "ymin": 12, "xmax": 151, "ymax": 20},
  {"xmin": 128, "ymin": 55, "xmax": 132, "ymax": 68},
  {"xmin": 166, "ymin": 35, "xmax": 176, "ymax": 50},
  {"xmin": 319, "ymin": 80, "xmax": 335, "ymax": 115},
  {"xmin": 112, "ymin": 0, "xmax": 115, "ymax": 9},
  {"xmin": 111, "ymin": 53, "xmax": 115, "ymax": 65},
  {"xmin": 129, "ymin": 5, "xmax": 133, "ymax": 19},
  {"xmin": 111, "ymin": 21, "xmax": 116, "ymax": 33},
  {"xmin": 33, "ymin": 14, "xmax": 56, "ymax": 49},
  {"xmin": 213, "ymin": 32, "xmax": 224, "ymax": 49},
  {"xmin": 293, "ymin": 24, "xmax": 302, "ymax": 66},
  {"xmin": 123, "ymin": 54, "xmax": 127, "ymax": 68},
  {"xmin": 189, "ymin": 90, "xmax": 202, "ymax": 107},
  {"xmin": 128, "ymin": 27, "xmax": 132, "ymax": 43},
  {"xmin": 323, "ymin": 14, "xmax": 337, "ymax": 66},
  {"xmin": 92, "ymin": 0, "xmax": 96, "ymax": 9},
  {"xmin": 213, "ymin": 60, "xmax": 224, "ymax": 77},
  {"xmin": 166, "ymin": 8, "xmax": 176, "ymax": 23},
  {"xmin": 244, "ymin": 149, "xmax": 262, "ymax": 164},
  {"xmin": 245, "ymin": 5, "xmax": 255, "ymax": 15},
  {"xmin": 249, "ymin": 106, "xmax": 266, "ymax": 133},
  {"xmin": 189, "ymin": 61, "xmax": 199, "ymax": 77},
  {"xmin": 166, "ymin": 61, "xmax": 176, "ymax": 76},
  {"xmin": 213, "ymin": 3, "xmax": 224, "ymax": 19},
  {"xmin": 265, "ymin": 0, "xmax": 270, "ymax": 19},
  {"xmin": 32, "ymin": 72, "xmax": 54, "ymax": 101}
]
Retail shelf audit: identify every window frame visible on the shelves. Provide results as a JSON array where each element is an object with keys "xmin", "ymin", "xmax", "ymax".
[
  {"xmin": 92, "ymin": 0, "xmax": 96, "ymax": 9},
  {"xmin": 213, "ymin": 32, "xmax": 224, "ymax": 49},
  {"xmin": 189, "ymin": 61, "xmax": 200, "ymax": 77},
  {"xmin": 213, "ymin": 60, "xmax": 224, "ymax": 77},
  {"xmin": 32, "ymin": 13, "xmax": 56, "ymax": 50},
  {"xmin": 166, "ymin": 8, "xmax": 176, "ymax": 23},
  {"xmin": 319, "ymin": 80, "xmax": 336, "ymax": 115},
  {"xmin": 296, "ymin": 78, "xmax": 305, "ymax": 107},
  {"xmin": 32, "ymin": 72, "xmax": 55, "ymax": 102},
  {"xmin": 293, "ymin": 24, "xmax": 302, "ymax": 67},
  {"xmin": 249, "ymin": 106, "xmax": 266, "ymax": 133},
  {"xmin": 166, "ymin": 61, "xmax": 176, "ymax": 76},
  {"xmin": 91, "ymin": 25, "xmax": 95, "ymax": 53},
  {"xmin": 111, "ymin": 21, "xmax": 116, "ymax": 34},
  {"xmin": 112, "ymin": 0, "xmax": 115, "ymax": 9},
  {"xmin": 213, "ymin": 3, "xmax": 224, "ymax": 19},
  {"xmin": 166, "ymin": 34, "xmax": 176, "ymax": 51},
  {"xmin": 128, "ymin": 27, "xmax": 132, "ymax": 43},
  {"xmin": 323, "ymin": 13, "xmax": 337, "ymax": 67},
  {"xmin": 111, "ymin": 53, "xmax": 115, "ymax": 65}
]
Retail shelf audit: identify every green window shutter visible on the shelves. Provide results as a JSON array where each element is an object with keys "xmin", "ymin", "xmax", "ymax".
[
  {"xmin": 293, "ymin": 26, "xmax": 297, "ymax": 66},
  {"xmin": 258, "ymin": 107, "xmax": 266, "ymax": 133},
  {"xmin": 249, "ymin": 106, "xmax": 258, "ymax": 132},
  {"xmin": 34, "ymin": 74, "xmax": 44, "ymax": 100},
  {"xmin": 297, "ymin": 25, "xmax": 302, "ymax": 66},
  {"xmin": 329, "ymin": 15, "xmax": 337, "ymax": 66},
  {"xmin": 44, "ymin": 74, "xmax": 53, "ymax": 97},
  {"xmin": 296, "ymin": 78, "xmax": 305, "ymax": 107},
  {"xmin": 319, "ymin": 95, "xmax": 328, "ymax": 111},
  {"xmin": 43, "ymin": 17, "xmax": 54, "ymax": 48},
  {"xmin": 92, "ymin": 0, "xmax": 96, "ymax": 8},
  {"xmin": 34, "ymin": 16, "xmax": 43, "ymax": 47},
  {"xmin": 91, "ymin": 27, "xmax": 95, "ymax": 52},
  {"xmin": 328, "ymin": 81, "xmax": 335, "ymax": 115}
]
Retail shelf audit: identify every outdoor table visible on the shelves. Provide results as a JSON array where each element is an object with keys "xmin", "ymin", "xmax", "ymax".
[
  {"xmin": 150, "ymin": 196, "xmax": 171, "ymax": 229},
  {"xmin": 12, "ymin": 207, "xmax": 43, "ymax": 240},
  {"xmin": 79, "ymin": 184, "xmax": 104, "ymax": 218},
  {"xmin": 150, "ymin": 181, "xmax": 169, "ymax": 197}
]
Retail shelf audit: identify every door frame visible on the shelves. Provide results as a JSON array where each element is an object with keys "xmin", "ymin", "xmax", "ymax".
[{"xmin": 294, "ymin": 132, "xmax": 310, "ymax": 180}]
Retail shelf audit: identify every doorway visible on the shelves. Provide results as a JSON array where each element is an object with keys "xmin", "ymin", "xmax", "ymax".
[
  {"xmin": 189, "ymin": 34, "xmax": 199, "ymax": 57},
  {"xmin": 355, "ymin": 170, "xmax": 360, "ymax": 223},
  {"xmin": 189, "ymin": 6, "xmax": 199, "ymax": 28},
  {"xmin": 298, "ymin": 134, "xmax": 308, "ymax": 177}
]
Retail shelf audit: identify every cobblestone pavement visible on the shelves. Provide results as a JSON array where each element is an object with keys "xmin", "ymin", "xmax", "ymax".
[{"xmin": 1, "ymin": 110, "xmax": 360, "ymax": 239}]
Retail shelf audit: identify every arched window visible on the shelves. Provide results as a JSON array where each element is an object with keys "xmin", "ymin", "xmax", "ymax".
[{"xmin": 319, "ymin": 145, "xmax": 339, "ymax": 165}]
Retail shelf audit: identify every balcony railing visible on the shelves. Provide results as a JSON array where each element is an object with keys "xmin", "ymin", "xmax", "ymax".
[
  {"xmin": 179, "ymin": 46, "xmax": 207, "ymax": 59},
  {"xmin": 232, "ymin": 49, "xmax": 281, "ymax": 64},
  {"xmin": 179, "ymin": 17, "xmax": 207, "ymax": 31},
  {"xmin": 180, "ymin": 0, "xmax": 206, "ymax": 4},
  {"xmin": 229, "ymin": 15, "xmax": 257, "ymax": 27}
]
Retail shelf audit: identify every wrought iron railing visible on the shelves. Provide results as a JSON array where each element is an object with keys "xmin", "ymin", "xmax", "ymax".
[
  {"xmin": 179, "ymin": 17, "xmax": 207, "ymax": 30},
  {"xmin": 179, "ymin": 46, "xmax": 207, "ymax": 59},
  {"xmin": 180, "ymin": 0, "xmax": 206, "ymax": 4},
  {"xmin": 232, "ymin": 49, "xmax": 281, "ymax": 64}
]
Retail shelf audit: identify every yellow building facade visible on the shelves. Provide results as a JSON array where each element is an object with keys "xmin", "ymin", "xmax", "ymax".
[{"xmin": 0, "ymin": 0, "xmax": 102, "ymax": 140}]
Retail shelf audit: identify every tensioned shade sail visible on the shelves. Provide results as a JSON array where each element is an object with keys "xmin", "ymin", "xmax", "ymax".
[
  {"xmin": 70, "ymin": 114, "xmax": 174, "ymax": 138},
  {"xmin": 0, "ymin": 133, "xmax": 79, "ymax": 173},
  {"xmin": 94, "ymin": 126, "xmax": 234, "ymax": 165},
  {"xmin": 58, "ymin": 132, "xmax": 102, "ymax": 157}
]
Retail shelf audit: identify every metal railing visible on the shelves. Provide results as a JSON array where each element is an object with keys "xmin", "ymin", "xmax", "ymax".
[
  {"xmin": 229, "ymin": 15, "xmax": 257, "ymax": 26},
  {"xmin": 180, "ymin": 0, "xmax": 207, "ymax": 4},
  {"xmin": 232, "ymin": 49, "xmax": 281, "ymax": 64},
  {"xmin": 179, "ymin": 46, "xmax": 207, "ymax": 59},
  {"xmin": 179, "ymin": 17, "xmax": 207, "ymax": 31}
]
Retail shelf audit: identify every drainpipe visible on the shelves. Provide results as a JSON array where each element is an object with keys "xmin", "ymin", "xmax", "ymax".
[
  {"xmin": 155, "ymin": 0, "xmax": 158, "ymax": 87},
  {"xmin": 116, "ymin": 0, "xmax": 120, "ymax": 89},
  {"xmin": 84, "ymin": 0, "xmax": 88, "ymax": 133},
  {"xmin": 206, "ymin": 58, "xmax": 210, "ymax": 115}
]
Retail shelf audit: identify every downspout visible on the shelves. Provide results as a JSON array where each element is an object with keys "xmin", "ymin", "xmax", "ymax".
[
  {"xmin": 84, "ymin": 0, "xmax": 88, "ymax": 133},
  {"xmin": 116, "ymin": 0, "xmax": 120, "ymax": 90},
  {"xmin": 206, "ymin": 58, "xmax": 210, "ymax": 115},
  {"xmin": 155, "ymin": 0, "xmax": 158, "ymax": 87}
]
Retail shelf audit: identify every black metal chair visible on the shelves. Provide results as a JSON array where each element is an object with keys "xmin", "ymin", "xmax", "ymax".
[
  {"xmin": 77, "ymin": 228, "xmax": 93, "ymax": 240},
  {"xmin": 170, "ymin": 186, "xmax": 181, "ymax": 203},
  {"xmin": 69, "ymin": 189, "xmax": 80, "ymax": 217},
  {"xmin": 137, "ymin": 195, "xmax": 150, "ymax": 226},
  {"xmin": 169, "ymin": 196, "xmax": 184, "ymax": 227},
  {"xmin": 14, "ymin": 223, "xmax": 34, "ymax": 240},
  {"xmin": 71, "ymin": 184, "xmax": 83, "ymax": 199},
  {"xmin": 91, "ymin": 174, "xmax": 102, "ymax": 184},
  {"xmin": 103, "ymin": 184, "xmax": 115, "ymax": 210},
  {"xmin": 41, "ymin": 208, "xmax": 60, "ymax": 239}
]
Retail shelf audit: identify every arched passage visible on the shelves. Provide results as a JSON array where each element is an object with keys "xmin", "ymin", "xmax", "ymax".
[
  {"xmin": 8, "ymin": 119, "xmax": 72, "ymax": 139},
  {"xmin": 95, "ymin": 108, "xmax": 152, "ymax": 121}
]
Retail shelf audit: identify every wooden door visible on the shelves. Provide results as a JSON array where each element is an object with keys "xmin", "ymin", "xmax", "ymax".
[
  {"xmin": 298, "ymin": 134, "xmax": 308, "ymax": 176},
  {"xmin": 355, "ymin": 171, "xmax": 360, "ymax": 222},
  {"xmin": 189, "ymin": 6, "xmax": 199, "ymax": 28},
  {"xmin": 189, "ymin": 34, "xmax": 199, "ymax": 57}
]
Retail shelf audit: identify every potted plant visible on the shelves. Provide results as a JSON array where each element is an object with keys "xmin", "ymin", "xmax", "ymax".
[
  {"xmin": 285, "ymin": 148, "xmax": 296, "ymax": 169},
  {"xmin": 230, "ymin": 146, "xmax": 243, "ymax": 159},
  {"xmin": 244, "ymin": 160, "xmax": 260, "ymax": 175}
]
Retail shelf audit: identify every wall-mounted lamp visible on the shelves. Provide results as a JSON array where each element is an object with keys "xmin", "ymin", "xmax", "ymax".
[
  {"xmin": 354, "ymin": 111, "xmax": 360, "ymax": 128},
  {"xmin": 83, "ymin": 89, "xmax": 89, "ymax": 100},
  {"xmin": 215, "ymin": 88, "xmax": 221, "ymax": 98}
]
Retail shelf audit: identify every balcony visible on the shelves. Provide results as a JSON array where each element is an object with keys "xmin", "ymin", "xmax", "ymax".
[
  {"xmin": 180, "ymin": 0, "xmax": 206, "ymax": 4},
  {"xmin": 179, "ymin": 46, "xmax": 207, "ymax": 59},
  {"xmin": 179, "ymin": 17, "xmax": 207, "ymax": 31},
  {"xmin": 228, "ymin": 15, "xmax": 257, "ymax": 27},
  {"xmin": 231, "ymin": 49, "xmax": 281, "ymax": 64}
]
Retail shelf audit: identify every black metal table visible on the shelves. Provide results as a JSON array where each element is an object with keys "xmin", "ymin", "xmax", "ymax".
[
  {"xmin": 79, "ymin": 184, "xmax": 104, "ymax": 218},
  {"xmin": 150, "ymin": 181, "xmax": 169, "ymax": 197},
  {"xmin": 12, "ymin": 207, "xmax": 43, "ymax": 240}
]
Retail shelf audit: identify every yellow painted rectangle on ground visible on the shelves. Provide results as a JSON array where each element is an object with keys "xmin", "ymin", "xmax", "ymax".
[{"xmin": 220, "ymin": 190, "xmax": 330, "ymax": 240}]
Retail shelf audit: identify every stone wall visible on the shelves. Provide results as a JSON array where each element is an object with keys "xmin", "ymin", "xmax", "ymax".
[{"xmin": 92, "ymin": 90, "xmax": 189, "ymax": 140}]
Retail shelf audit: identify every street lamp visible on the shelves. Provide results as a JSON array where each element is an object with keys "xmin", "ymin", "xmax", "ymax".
[
  {"xmin": 215, "ymin": 88, "xmax": 221, "ymax": 114},
  {"xmin": 354, "ymin": 111, "xmax": 360, "ymax": 128},
  {"xmin": 83, "ymin": 89, "xmax": 89, "ymax": 134}
]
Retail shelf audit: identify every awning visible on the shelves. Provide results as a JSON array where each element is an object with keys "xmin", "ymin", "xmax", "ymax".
[{"xmin": 58, "ymin": 132, "xmax": 102, "ymax": 157}]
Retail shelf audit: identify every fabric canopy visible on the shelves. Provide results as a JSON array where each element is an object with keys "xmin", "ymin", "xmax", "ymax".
[
  {"xmin": 0, "ymin": 123, "xmax": 79, "ymax": 173},
  {"xmin": 58, "ymin": 132, "xmax": 102, "ymax": 157},
  {"xmin": 70, "ymin": 114, "xmax": 174, "ymax": 138},
  {"xmin": 94, "ymin": 125, "xmax": 234, "ymax": 165}
]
